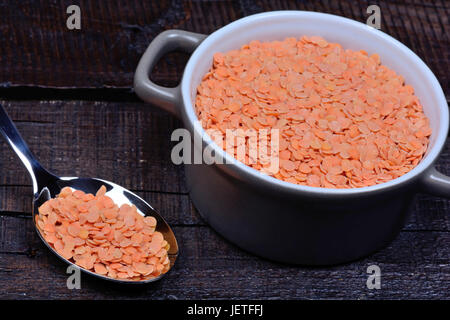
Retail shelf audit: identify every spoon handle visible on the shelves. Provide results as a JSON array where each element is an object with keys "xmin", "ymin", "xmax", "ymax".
[{"xmin": 0, "ymin": 103, "xmax": 55, "ymax": 194}]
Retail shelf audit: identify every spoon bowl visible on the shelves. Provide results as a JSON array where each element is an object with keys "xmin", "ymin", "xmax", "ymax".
[{"xmin": 1, "ymin": 104, "xmax": 178, "ymax": 284}]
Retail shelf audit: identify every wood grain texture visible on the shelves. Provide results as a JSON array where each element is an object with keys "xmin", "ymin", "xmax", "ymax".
[
  {"xmin": 0, "ymin": 100, "xmax": 448, "ymax": 299},
  {"xmin": 0, "ymin": 100, "xmax": 186, "ymax": 193},
  {"xmin": 0, "ymin": 0, "xmax": 448, "ymax": 97},
  {"xmin": 0, "ymin": 215, "xmax": 448, "ymax": 299}
]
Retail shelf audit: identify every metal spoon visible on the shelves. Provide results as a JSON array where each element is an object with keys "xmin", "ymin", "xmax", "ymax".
[{"xmin": 0, "ymin": 103, "xmax": 178, "ymax": 284}]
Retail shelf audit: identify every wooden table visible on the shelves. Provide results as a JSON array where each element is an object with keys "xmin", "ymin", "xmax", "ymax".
[{"xmin": 0, "ymin": 0, "xmax": 448, "ymax": 299}]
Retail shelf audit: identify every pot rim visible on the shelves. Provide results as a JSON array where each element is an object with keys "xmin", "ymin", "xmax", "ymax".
[{"xmin": 180, "ymin": 10, "xmax": 449, "ymax": 197}]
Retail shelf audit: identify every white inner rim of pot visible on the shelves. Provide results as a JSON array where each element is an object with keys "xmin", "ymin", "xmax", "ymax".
[{"xmin": 181, "ymin": 11, "xmax": 448, "ymax": 195}]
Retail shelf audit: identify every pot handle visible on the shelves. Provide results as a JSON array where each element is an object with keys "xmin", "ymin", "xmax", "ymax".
[
  {"xmin": 421, "ymin": 167, "xmax": 450, "ymax": 198},
  {"xmin": 134, "ymin": 30, "xmax": 207, "ymax": 117}
]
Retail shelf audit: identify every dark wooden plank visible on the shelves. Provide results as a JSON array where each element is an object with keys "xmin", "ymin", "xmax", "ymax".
[
  {"xmin": 0, "ymin": 100, "xmax": 186, "ymax": 193},
  {"xmin": 406, "ymin": 194, "xmax": 450, "ymax": 232},
  {"xmin": 1, "ymin": 184, "xmax": 448, "ymax": 232},
  {"xmin": 0, "ymin": 215, "xmax": 448, "ymax": 299},
  {"xmin": 0, "ymin": 0, "xmax": 447, "ymax": 97}
]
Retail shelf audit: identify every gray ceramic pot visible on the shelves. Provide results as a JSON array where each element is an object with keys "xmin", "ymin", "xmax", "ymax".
[{"xmin": 134, "ymin": 11, "xmax": 449, "ymax": 265}]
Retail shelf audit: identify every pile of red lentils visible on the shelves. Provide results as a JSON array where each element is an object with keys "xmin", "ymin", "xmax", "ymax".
[
  {"xmin": 36, "ymin": 186, "xmax": 170, "ymax": 281},
  {"xmin": 195, "ymin": 36, "xmax": 431, "ymax": 188}
]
